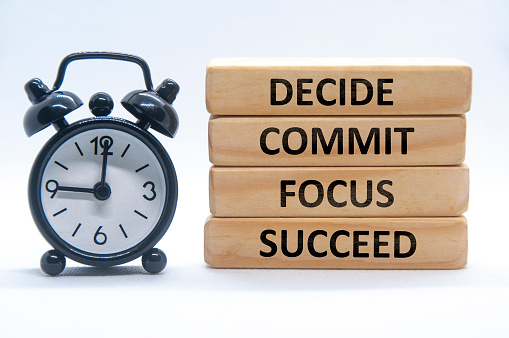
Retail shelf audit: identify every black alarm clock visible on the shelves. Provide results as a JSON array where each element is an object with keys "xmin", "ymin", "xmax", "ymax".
[{"xmin": 23, "ymin": 52, "xmax": 179, "ymax": 276}]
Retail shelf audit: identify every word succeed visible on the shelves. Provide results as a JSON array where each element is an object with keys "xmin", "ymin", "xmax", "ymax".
[
  {"xmin": 271, "ymin": 78, "xmax": 394, "ymax": 106},
  {"xmin": 260, "ymin": 127, "xmax": 414, "ymax": 155},
  {"xmin": 260, "ymin": 229, "xmax": 416, "ymax": 258}
]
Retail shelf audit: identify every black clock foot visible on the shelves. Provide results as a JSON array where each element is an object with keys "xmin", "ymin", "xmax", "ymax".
[
  {"xmin": 40, "ymin": 250, "xmax": 66, "ymax": 276},
  {"xmin": 142, "ymin": 248, "xmax": 167, "ymax": 274}
]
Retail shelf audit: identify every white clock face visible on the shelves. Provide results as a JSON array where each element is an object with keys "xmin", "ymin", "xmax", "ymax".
[{"xmin": 40, "ymin": 128, "xmax": 167, "ymax": 255}]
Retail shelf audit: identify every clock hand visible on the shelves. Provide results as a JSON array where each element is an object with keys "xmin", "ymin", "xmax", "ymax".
[
  {"xmin": 57, "ymin": 185, "xmax": 95, "ymax": 193},
  {"xmin": 45, "ymin": 180, "xmax": 94, "ymax": 199},
  {"xmin": 99, "ymin": 137, "xmax": 112, "ymax": 187}
]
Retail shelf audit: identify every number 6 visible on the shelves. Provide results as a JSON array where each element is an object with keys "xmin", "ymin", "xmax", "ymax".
[{"xmin": 94, "ymin": 226, "xmax": 107, "ymax": 245}]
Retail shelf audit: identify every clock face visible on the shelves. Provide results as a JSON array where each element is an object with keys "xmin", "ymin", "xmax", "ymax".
[{"xmin": 37, "ymin": 125, "xmax": 169, "ymax": 256}]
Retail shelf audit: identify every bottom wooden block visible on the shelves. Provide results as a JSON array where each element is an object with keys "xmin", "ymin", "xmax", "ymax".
[{"xmin": 204, "ymin": 216, "xmax": 467, "ymax": 269}]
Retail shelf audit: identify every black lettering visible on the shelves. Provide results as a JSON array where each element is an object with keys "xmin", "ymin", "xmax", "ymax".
[
  {"xmin": 349, "ymin": 128, "xmax": 380, "ymax": 154},
  {"xmin": 353, "ymin": 231, "xmax": 370, "ymax": 257},
  {"xmin": 316, "ymin": 78, "xmax": 336, "ymax": 106},
  {"xmin": 351, "ymin": 79, "xmax": 373, "ymax": 105},
  {"xmin": 351, "ymin": 180, "xmax": 373, "ymax": 208},
  {"xmin": 376, "ymin": 180, "xmax": 394, "ymax": 207},
  {"xmin": 280, "ymin": 180, "xmax": 296, "ymax": 207},
  {"xmin": 385, "ymin": 127, "xmax": 391, "ymax": 155},
  {"xmin": 271, "ymin": 79, "xmax": 292, "ymax": 105},
  {"xmin": 297, "ymin": 79, "xmax": 313, "ymax": 105},
  {"xmin": 374, "ymin": 231, "xmax": 390, "ymax": 258},
  {"xmin": 394, "ymin": 231, "xmax": 417, "ymax": 258},
  {"xmin": 308, "ymin": 230, "xmax": 327, "ymax": 257},
  {"xmin": 339, "ymin": 79, "xmax": 345, "ymax": 105},
  {"xmin": 282, "ymin": 127, "xmax": 307, "ymax": 155},
  {"xmin": 394, "ymin": 128, "xmax": 414, "ymax": 154},
  {"xmin": 282, "ymin": 230, "xmax": 303, "ymax": 257},
  {"xmin": 299, "ymin": 180, "xmax": 324, "ymax": 208},
  {"xmin": 330, "ymin": 230, "xmax": 350, "ymax": 257},
  {"xmin": 377, "ymin": 79, "xmax": 393, "ymax": 105},
  {"xmin": 311, "ymin": 128, "xmax": 343, "ymax": 154},
  {"xmin": 260, "ymin": 127, "xmax": 280, "ymax": 155},
  {"xmin": 260, "ymin": 229, "xmax": 277, "ymax": 257},
  {"xmin": 327, "ymin": 180, "xmax": 347, "ymax": 207}
]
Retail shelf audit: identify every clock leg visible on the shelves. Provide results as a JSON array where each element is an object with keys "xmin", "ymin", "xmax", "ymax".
[
  {"xmin": 40, "ymin": 250, "xmax": 66, "ymax": 276},
  {"xmin": 142, "ymin": 248, "xmax": 167, "ymax": 274}
]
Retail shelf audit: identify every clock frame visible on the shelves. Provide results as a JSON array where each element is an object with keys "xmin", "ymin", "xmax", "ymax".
[{"xmin": 28, "ymin": 118, "xmax": 178, "ymax": 268}]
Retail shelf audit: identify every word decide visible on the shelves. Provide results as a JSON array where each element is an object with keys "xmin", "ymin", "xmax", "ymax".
[{"xmin": 271, "ymin": 78, "xmax": 394, "ymax": 106}]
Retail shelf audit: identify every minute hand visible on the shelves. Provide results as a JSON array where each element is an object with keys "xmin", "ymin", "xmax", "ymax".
[{"xmin": 99, "ymin": 139, "xmax": 111, "ymax": 186}]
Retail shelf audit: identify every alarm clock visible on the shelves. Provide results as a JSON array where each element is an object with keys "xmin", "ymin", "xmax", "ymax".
[{"xmin": 23, "ymin": 52, "xmax": 179, "ymax": 276}]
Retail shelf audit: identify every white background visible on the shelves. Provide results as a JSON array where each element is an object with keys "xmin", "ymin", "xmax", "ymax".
[{"xmin": 1, "ymin": 1, "xmax": 508, "ymax": 337}]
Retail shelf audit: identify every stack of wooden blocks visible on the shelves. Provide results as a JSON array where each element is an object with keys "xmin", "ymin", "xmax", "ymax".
[{"xmin": 205, "ymin": 58, "xmax": 471, "ymax": 269}]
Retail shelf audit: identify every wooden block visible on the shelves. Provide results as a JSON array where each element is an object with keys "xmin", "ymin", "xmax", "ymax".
[
  {"xmin": 204, "ymin": 216, "xmax": 468, "ymax": 269},
  {"xmin": 209, "ymin": 165, "xmax": 469, "ymax": 217},
  {"xmin": 209, "ymin": 115, "xmax": 466, "ymax": 166},
  {"xmin": 206, "ymin": 58, "xmax": 472, "ymax": 116}
]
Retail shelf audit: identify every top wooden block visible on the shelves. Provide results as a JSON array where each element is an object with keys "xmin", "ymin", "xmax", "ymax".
[{"xmin": 206, "ymin": 58, "xmax": 472, "ymax": 116}]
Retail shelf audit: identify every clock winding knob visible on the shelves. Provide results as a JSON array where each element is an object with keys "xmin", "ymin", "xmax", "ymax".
[{"xmin": 89, "ymin": 92, "xmax": 114, "ymax": 117}]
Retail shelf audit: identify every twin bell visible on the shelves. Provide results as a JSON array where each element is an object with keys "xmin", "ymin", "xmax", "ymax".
[{"xmin": 22, "ymin": 52, "xmax": 179, "ymax": 139}]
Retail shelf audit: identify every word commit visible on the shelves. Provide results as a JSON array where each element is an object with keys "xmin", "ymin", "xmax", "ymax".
[{"xmin": 260, "ymin": 127, "xmax": 414, "ymax": 155}]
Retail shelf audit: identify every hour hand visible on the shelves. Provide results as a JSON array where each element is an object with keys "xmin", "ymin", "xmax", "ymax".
[{"xmin": 45, "ymin": 180, "xmax": 94, "ymax": 198}]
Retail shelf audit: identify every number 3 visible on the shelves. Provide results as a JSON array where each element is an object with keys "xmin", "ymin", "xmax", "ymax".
[{"xmin": 143, "ymin": 181, "xmax": 156, "ymax": 201}]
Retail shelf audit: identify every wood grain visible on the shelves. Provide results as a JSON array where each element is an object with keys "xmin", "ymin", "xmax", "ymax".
[
  {"xmin": 204, "ymin": 216, "xmax": 468, "ymax": 269},
  {"xmin": 209, "ymin": 165, "xmax": 469, "ymax": 217},
  {"xmin": 206, "ymin": 58, "xmax": 472, "ymax": 115},
  {"xmin": 209, "ymin": 115, "xmax": 466, "ymax": 166}
]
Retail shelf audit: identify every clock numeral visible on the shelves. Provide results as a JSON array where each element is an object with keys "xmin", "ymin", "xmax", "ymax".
[
  {"xmin": 143, "ymin": 181, "xmax": 157, "ymax": 201},
  {"xmin": 93, "ymin": 226, "xmax": 107, "ymax": 245},
  {"xmin": 90, "ymin": 136, "xmax": 114, "ymax": 155},
  {"xmin": 46, "ymin": 180, "xmax": 59, "ymax": 198},
  {"xmin": 90, "ymin": 136, "xmax": 98, "ymax": 155}
]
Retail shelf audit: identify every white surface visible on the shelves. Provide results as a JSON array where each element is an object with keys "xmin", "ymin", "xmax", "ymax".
[{"xmin": 0, "ymin": 1, "xmax": 508, "ymax": 337}]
